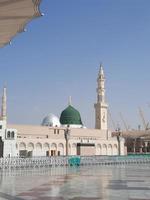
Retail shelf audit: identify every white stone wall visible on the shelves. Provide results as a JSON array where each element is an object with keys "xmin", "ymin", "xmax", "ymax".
[
  {"xmin": 95, "ymin": 142, "xmax": 119, "ymax": 156},
  {"xmin": 16, "ymin": 136, "xmax": 125, "ymax": 157},
  {"xmin": 6, "ymin": 124, "xmax": 126, "ymax": 157},
  {"xmin": 17, "ymin": 139, "xmax": 66, "ymax": 157},
  {"xmin": 3, "ymin": 140, "xmax": 18, "ymax": 157},
  {"xmin": 0, "ymin": 120, "xmax": 6, "ymax": 140},
  {"xmin": 0, "ymin": 121, "xmax": 18, "ymax": 157},
  {"xmin": 3, "ymin": 128, "xmax": 18, "ymax": 157}
]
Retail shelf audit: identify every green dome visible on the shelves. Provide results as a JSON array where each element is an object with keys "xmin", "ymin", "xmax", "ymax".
[{"xmin": 60, "ymin": 105, "xmax": 83, "ymax": 125}]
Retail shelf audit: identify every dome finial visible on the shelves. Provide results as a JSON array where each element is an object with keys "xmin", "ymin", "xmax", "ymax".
[{"xmin": 68, "ymin": 96, "xmax": 72, "ymax": 106}]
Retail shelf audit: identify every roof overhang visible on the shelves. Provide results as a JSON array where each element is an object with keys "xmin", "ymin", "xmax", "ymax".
[{"xmin": 0, "ymin": 0, "xmax": 42, "ymax": 48}]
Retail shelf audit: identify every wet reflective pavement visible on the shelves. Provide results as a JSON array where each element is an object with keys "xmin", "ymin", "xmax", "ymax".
[{"xmin": 0, "ymin": 165, "xmax": 150, "ymax": 200}]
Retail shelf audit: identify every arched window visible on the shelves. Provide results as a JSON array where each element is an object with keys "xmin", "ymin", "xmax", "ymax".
[
  {"xmin": 27, "ymin": 143, "xmax": 34, "ymax": 151},
  {"xmin": 7, "ymin": 131, "xmax": 11, "ymax": 138},
  {"xmin": 36, "ymin": 143, "xmax": 42, "ymax": 150},
  {"xmin": 51, "ymin": 143, "xmax": 57, "ymax": 150},
  {"xmin": 58, "ymin": 143, "xmax": 64, "ymax": 155},
  {"xmin": 97, "ymin": 144, "xmax": 102, "ymax": 155},
  {"xmin": 19, "ymin": 142, "xmax": 26, "ymax": 150},
  {"xmin": 102, "ymin": 144, "xmax": 107, "ymax": 155},
  {"xmin": 113, "ymin": 144, "xmax": 118, "ymax": 155},
  {"xmin": 51, "ymin": 143, "xmax": 57, "ymax": 156},
  {"xmin": 108, "ymin": 144, "xmax": 113, "ymax": 155},
  {"xmin": 44, "ymin": 143, "xmax": 49, "ymax": 150},
  {"xmin": 11, "ymin": 131, "xmax": 15, "ymax": 138}
]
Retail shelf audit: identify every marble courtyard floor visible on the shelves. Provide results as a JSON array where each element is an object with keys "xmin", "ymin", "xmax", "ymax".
[{"xmin": 0, "ymin": 164, "xmax": 150, "ymax": 200}]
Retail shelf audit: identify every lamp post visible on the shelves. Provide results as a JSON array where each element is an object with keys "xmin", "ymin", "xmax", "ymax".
[
  {"xmin": 116, "ymin": 128, "xmax": 121, "ymax": 156},
  {"xmin": 144, "ymin": 141, "xmax": 148, "ymax": 153},
  {"xmin": 64, "ymin": 125, "xmax": 70, "ymax": 156},
  {"xmin": 133, "ymin": 138, "xmax": 136, "ymax": 154},
  {"xmin": 140, "ymin": 137, "xmax": 144, "ymax": 153}
]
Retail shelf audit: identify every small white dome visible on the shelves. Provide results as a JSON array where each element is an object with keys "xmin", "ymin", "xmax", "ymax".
[{"xmin": 42, "ymin": 114, "xmax": 61, "ymax": 127}]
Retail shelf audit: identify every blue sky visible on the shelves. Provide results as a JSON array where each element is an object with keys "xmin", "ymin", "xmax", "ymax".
[{"xmin": 0, "ymin": 0, "xmax": 150, "ymax": 130}]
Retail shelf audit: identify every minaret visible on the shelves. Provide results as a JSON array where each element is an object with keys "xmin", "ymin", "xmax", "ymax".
[
  {"xmin": 1, "ymin": 86, "xmax": 7, "ymax": 121},
  {"xmin": 94, "ymin": 64, "xmax": 108, "ymax": 130}
]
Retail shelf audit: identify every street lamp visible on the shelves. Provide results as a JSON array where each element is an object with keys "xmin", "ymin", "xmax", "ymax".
[
  {"xmin": 64, "ymin": 125, "xmax": 70, "ymax": 156},
  {"xmin": 116, "ymin": 127, "xmax": 121, "ymax": 156}
]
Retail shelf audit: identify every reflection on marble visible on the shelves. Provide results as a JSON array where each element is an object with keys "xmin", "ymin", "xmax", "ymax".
[{"xmin": 0, "ymin": 164, "xmax": 150, "ymax": 199}]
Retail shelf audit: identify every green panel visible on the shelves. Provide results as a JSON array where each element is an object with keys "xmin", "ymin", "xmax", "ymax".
[{"xmin": 68, "ymin": 156, "xmax": 81, "ymax": 166}]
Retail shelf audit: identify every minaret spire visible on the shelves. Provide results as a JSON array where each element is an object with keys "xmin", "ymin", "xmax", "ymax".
[
  {"xmin": 97, "ymin": 63, "xmax": 105, "ymax": 103},
  {"xmin": 99, "ymin": 63, "xmax": 104, "ymax": 76},
  {"xmin": 94, "ymin": 64, "xmax": 108, "ymax": 130},
  {"xmin": 1, "ymin": 86, "xmax": 7, "ymax": 121}
]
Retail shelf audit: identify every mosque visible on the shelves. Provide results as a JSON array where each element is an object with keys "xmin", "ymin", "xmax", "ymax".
[{"xmin": 0, "ymin": 65, "xmax": 125, "ymax": 157}]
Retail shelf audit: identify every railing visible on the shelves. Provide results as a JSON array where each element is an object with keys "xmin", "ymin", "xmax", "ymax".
[
  {"xmin": 0, "ymin": 155, "xmax": 150, "ymax": 169},
  {"xmin": 0, "ymin": 156, "xmax": 68, "ymax": 169},
  {"xmin": 80, "ymin": 155, "xmax": 150, "ymax": 165}
]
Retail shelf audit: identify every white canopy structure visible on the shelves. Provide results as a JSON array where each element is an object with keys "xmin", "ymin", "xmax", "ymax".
[{"xmin": 0, "ymin": 0, "xmax": 42, "ymax": 47}]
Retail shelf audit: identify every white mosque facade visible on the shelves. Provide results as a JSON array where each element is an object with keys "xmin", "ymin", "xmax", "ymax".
[{"xmin": 0, "ymin": 66, "xmax": 125, "ymax": 157}]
